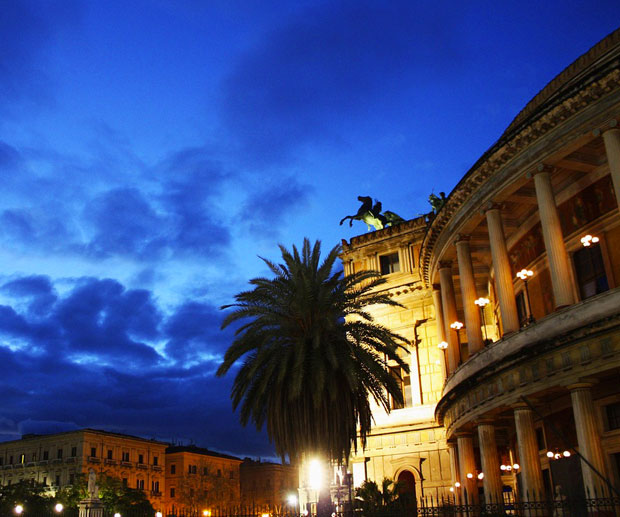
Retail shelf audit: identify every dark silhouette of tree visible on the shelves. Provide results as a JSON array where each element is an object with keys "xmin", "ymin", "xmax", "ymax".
[{"xmin": 217, "ymin": 238, "xmax": 408, "ymax": 464}]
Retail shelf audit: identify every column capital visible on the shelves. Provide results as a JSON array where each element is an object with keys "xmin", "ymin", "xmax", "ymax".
[
  {"xmin": 511, "ymin": 401, "xmax": 532, "ymax": 412},
  {"xmin": 567, "ymin": 381, "xmax": 596, "ymax": 391},
  {"xmin": 526, "ymin": 163, "xmax": 555, "ymax": 178},
  {"xmin": 482, "ymin": 201, "xmax": 504, "ymax": 215},
  {"xmin": 475, "ymin": 418, "xmax": 496, "ymax": 427},
  {"xmin": 593, "ymin": 119, "xmax": 618, "ymax": 136},
  {"xmin": 454, "ymin": 431, "xmax": 473, "ymax": 439},
  {"xmin": 438, "ymin": 260, "xmax": 453, "ymax": 270},
  {"xmin": 454, "ymin": 233, "xmax": 471, "ymax": 246}
]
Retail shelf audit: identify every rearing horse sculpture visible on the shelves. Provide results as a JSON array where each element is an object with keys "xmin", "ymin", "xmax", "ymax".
[{"xmin": 339, "ymin": 196, "xmax": 404, "ymax": 231}]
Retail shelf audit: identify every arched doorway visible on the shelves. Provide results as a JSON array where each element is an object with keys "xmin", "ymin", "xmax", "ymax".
[{"xmin": 397, "ymin": 470, "xmax": 417, "ymax": 511}]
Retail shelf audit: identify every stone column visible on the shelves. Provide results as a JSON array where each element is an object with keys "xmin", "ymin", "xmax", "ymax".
[
  {"xmin": 600, "ymin": 121, "xmax": 620, "ymax": 209},
  {"xmin": 513, "ymin": 404, "xmax": 544, "ymax": 500},
  {"xmin": 485, "ymin": 205, "xmax": 519, "ymax": 334},
  {"xmin": 457, "ymin": 433, "xmax": 479, "ymax": 504},
  {"xmin": 439, "ymin": 262, "xmax": 460, "ymax": 373},
  {"xmin": 448, "ymin": 441, "xmax": 460, "ymax": 501},
  {"xmin": 477, "ymin": 422, "xmax": 503, "ymax": 504},
  {"xmin": 455, "ymin": 236, "xmax": 484, "ymax": 355},
  {"xmin": 530, "ymin": 165, "xmax": 575, "ymax": 308},
  {"xmin": 432, "ymin": 285, "xmax": 447, "ymax": 380},
  {"xmin": 569, "ymin": 383, "xmax": 608, "ymax": 496}
]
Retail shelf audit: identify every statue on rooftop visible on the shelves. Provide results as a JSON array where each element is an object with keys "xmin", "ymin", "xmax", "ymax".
[
  {"xmin": 340, "ymin": 196, "xmax": 405, "ymax": 231},
  {"xmin": 428, "ymin": 192, "xmax": 447, "ymax": 214}
]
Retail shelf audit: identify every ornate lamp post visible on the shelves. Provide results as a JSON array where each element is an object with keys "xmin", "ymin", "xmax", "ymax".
[
  {"xmin": 450, "ymin": 321, "xmax": 463, "ymax": 350},
  {"xmin": 474, "ymin": 297, "xmax": 490, "ymax": 343},
  {"xmin": 516, "ymin": 269, "xmax": 534, "ymax": 324},
  {"xmin": 437, "ymin": 341, "xmax": 448, "ymax": 377}
]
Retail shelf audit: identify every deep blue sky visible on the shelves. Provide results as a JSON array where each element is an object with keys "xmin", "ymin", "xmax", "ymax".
[{"xmin": 1, "ymin": 1, "xmax": 619, "ymax": 459}]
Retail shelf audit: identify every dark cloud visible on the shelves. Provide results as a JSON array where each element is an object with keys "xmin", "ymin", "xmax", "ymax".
[
  {"xmin": 221, "ymin": 1, "xmax": 460, "ymax": 164},
  {"xmin": 54, "ymin": 278, "xmax": 163, "ymax": 363},
  {"xmin": 163, "ymin": 301, "xmax": 231, "ymax": 364},
  {"xmin": 0, "ymin": 278, "xmax": 272, "ymax": 455},
  {"xmin": 240, "ymin": 177, "xmax": 314, "ymax": 236},
  {"xmin": 2, "ymin": 275, "xmax": 58, "ymax": 315},
  {"xmin": 84, "ymin": 187, "xmax": 166, "ymax": 259},
  {"xmin": 157, "ymin": 147, "xmax": 232, "ymax": 257}
]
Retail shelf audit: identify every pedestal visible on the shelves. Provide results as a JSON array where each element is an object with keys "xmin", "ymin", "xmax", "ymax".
[{"xmin": 78, "ymin": 498, "xmax": 105, "ymax": 517}]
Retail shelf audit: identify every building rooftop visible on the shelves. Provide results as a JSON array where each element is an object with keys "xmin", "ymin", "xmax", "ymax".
[{"xmin": 165, "ymin": 444, "xmax": 242, "ymax": 462}]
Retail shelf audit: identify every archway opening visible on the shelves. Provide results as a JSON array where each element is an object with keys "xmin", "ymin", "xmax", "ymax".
[{"xmin": 397, "ymin": 470, "xmax": 417, "ymax": 510}]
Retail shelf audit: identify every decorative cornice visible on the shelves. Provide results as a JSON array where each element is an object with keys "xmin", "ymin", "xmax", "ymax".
[
  {"xmin": 341, "ymin": 216, "xmax": 427, "ymax": 254},
  {"xmin": 420, "ymin": 44, "xmax": 620, "ymax": 286}
]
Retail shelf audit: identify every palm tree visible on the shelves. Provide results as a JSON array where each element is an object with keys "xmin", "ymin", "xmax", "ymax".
[{"xmin": 217, "ymin": 238, "xmax": 408, "ymax": 465}]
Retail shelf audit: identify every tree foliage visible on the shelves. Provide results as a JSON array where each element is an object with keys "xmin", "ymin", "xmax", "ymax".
[
  {"xmin": 217, "ymin": 238, "xmax": 408, "ymax": 463},
  {"xmin": 355, "ymin": 478, "xmax": 408, "ymax": 514},
  {"xmin": 0, "ymin": 480, "xmax": 54, "ymax": 515}
]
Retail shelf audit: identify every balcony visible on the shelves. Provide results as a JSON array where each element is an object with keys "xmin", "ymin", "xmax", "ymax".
[
  {"xmin": 51, "ymin": 459, "xmax": 62, "ymax": 464},
  {"xmin": 137, "ymin": 463, "xmax": 148, "ymax": 470},
  {"xmin": 150, "ymin": 490, "xmax": 162, "ymax": 497},
  {"xmin": 151, "ymin": 465, "xmax": 162, "ymax": 471},
  {"xmin": 65, "ymin": 457, "xmax": 76, "ymax": 464},
  {"xmin": 121, "ymin": 461, "xmax": 132, "ymax": 467},
  {"xmin": 105, "ymin": 459, "xmax": 118, "ymax": 465},
  {"xmin": 87, "ymin": 456, "xmax": 101, "ymax": 464},
  {"xmin": 443, "ymin": 287, "xmax": 620, "ymax": 398}
]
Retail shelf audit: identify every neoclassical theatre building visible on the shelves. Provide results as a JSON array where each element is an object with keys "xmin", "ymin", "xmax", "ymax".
[{"xmin": 333, "ymin": 27, "xmax": 620, "ymax": 506}]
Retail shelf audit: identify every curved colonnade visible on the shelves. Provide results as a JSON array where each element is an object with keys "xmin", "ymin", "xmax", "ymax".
[{"xmin": 421, "ymin": 28, "xmax": 620, "ymax": 503}]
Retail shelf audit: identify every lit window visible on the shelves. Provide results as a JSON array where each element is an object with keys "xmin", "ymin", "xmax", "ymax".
[{"xmin": 380, "ymin": 253, "xmax": 400, "ymax": 275}]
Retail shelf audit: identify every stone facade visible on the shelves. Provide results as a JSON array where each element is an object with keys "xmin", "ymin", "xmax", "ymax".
[
  {"xmin": 239, "ymin": 459, "xmax": 298, "ymax": 511},
  {"xmin": 0, "ymin": 429, "xmax": 167, "ymax": 509},
  {"xmin": 323, "ymin": 26, "xmax": 620, "ymax": 509},
  {"xmin": 165, "ymin": 445, "xmax": 242, "ymax": 514}
]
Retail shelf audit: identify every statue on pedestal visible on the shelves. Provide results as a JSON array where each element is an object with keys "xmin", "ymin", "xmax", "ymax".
[{"xmin": 79, "ymin": 469, "xmax": 103, "ymax": 517}]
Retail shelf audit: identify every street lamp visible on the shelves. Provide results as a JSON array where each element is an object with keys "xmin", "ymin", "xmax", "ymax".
[
  {"xmin": 474, "ymin": 297, "xmax": 490, "ymax": 343},
  {"xmin": 580, "ymin": 234, "xmax": 599, "ymax": 247},
  {"xmin": 450, "ymin": 321, "xmax": 463, "ymax": 350},
  {"xmin": 55, "ymin": 503, "xmax": 64, "ymax": 513},
  {"xmin": 516, "ymin": 269, "xmax": 534, "ymax": 324},
  {"xmin": 14, "ymin": 506, "xmax": 23, "ymax": 515}
]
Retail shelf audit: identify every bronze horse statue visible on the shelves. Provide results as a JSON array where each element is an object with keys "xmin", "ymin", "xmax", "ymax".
[{"xmin": 340, "ymin": 196, "xmax": 404, "ymax": 231}]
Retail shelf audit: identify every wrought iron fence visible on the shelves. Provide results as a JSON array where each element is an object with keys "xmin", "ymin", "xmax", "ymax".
[{"xmin": 16, "ymin": 496, "xmax": 620, "ymax": 517}]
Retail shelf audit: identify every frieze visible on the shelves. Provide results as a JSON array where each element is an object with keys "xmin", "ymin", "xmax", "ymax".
[
  {"xmin": 420, "ymin": 66, "xmax": 620, "ymax": 286},
  {"xmin": 438, "ymin": 327, "xmax": 620, "ymax": 436}
]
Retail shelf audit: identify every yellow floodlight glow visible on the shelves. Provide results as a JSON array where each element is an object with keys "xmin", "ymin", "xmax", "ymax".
[
  {"xmin": 308, "ymin": 459, "xmax": 324, "ymax": 490},
  {"xmin": 287, "ymin": 494, "xmax": 298, "ymax": 506}
]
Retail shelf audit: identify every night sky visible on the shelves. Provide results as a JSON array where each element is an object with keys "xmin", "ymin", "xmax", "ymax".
[{"xmin": 1, "ymin": 1, "xmax": 619, "ymax": 459}]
